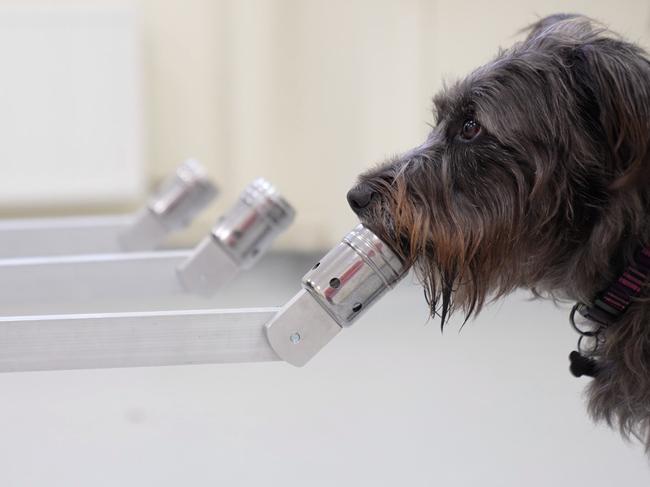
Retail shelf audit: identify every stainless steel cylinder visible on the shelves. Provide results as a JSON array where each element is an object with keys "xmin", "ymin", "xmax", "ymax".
[
  {"xmin": 212, "ymin": 178, "xmax": 295, "ymax": 269},
  {"xmin": 119, "ymin": 160, "xmax": 218, "ymax": 251},
  {"xmin": 302, "ymin": 224, "xmax": 406, "ymax": 326},
  {"xmin": 148, "ymin": 159, "xmax": 219, "ymax": 230}
]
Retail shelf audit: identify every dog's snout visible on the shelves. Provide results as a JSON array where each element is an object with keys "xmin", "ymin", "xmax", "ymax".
[{"xmin": 347, "ymin": 184, "xmax": 376, "ymax": 214}]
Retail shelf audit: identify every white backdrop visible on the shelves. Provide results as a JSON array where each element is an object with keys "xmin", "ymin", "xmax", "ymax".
[{"xmin": 0, "ymin": 4, "xmax": 142, "ymax": 207}]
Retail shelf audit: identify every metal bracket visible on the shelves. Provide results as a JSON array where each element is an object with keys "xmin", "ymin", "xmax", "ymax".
[{"xmin": 264, "ymin": 289, "xmax": 342, "ymax": 366}]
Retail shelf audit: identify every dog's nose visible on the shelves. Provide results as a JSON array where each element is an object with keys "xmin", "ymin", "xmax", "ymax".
[{"xmin": 347, "ymin": 183, "xmax": 375, "ymax": 214}]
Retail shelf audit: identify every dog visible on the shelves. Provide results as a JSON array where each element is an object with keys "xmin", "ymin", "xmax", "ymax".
[{"xmin": 347, "ymin": 14, "xmax": 650, "ymax": 450}]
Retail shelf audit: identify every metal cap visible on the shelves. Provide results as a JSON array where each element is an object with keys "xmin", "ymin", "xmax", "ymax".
[
  {"xmin": 148, "ymin": 159, "xmax": 219, "ymax": 230},
  {"xmin": 239, "ymin": 178, "xmax": 294, "ymax": 227},
  {"xmin": 212, "ymin": 178, "xmax": 295, "ymax": 269},
  {"xmin": 301, "ymin": 224, "xmax": 406, "ymax": 327},
  {"xmin": 342, "ymin": 225, "xmax": 404, "ymax": 285}
]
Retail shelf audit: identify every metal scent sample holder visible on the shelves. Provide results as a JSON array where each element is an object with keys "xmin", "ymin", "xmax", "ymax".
[
  {"xmin": 0, "ymin": 178, "xmax": 294, "ymax": 315},
  {"xmin": 0, "ymin": 225, "xmax": 408, "ymax": 372},
  {"xmin": 265, "ymin": 224, "xmax": 406, "ymax": 365},
  {"xmin": 0, "ymin": 159, "xmax": 218, "ymax": 258}
]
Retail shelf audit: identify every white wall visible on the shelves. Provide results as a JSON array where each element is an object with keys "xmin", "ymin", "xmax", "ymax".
[{"xmin": 0, "ymin": 4, "xmax": 143, "ymax": 208}]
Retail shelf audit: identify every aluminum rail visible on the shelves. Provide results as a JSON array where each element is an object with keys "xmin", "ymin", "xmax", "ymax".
[
  {"xmin": 0, "ymin": 159, "xmax": 218, "ymax": 257},
  {"xmin": 0, "ymin": 225, "xmax": 408, "ymax": 372},
  {"xmin": 0, "ymin": 178, "xmax": 295, "ymax": 314},
  {"xmin": 0, "ymin": 308, "xmax": 280, "ymax": 372}
]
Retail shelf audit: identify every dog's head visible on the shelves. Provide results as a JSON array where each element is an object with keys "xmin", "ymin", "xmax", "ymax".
[{"xmin": 348, "ymin": 14, "xmax": 650, "ymax": 324}]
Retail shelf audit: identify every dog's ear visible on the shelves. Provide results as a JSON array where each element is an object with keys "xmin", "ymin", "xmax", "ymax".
[{"xmin": 573, "ymin": 38, "xmax": 650, "ymax": 190}]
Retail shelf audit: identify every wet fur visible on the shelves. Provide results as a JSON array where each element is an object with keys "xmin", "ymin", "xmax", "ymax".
[{"xmin": 352, "ymin": 14, "xmax": 650, "ymax": 449}]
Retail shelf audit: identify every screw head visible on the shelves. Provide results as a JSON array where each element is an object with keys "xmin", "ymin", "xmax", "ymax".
[{"xmin": 289, "ymin": 332, "xmax": 301, "ymax": 344}]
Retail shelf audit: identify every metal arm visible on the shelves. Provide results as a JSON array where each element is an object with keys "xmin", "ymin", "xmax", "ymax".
[
  {"xmin": 0, "ymin": 159, "xmax": 218, "ymax": 258},
  {"xmin": 0, "ymin": 178, "xmax": 294, "ymax": 314},
  {"xmin": 0, "ymin": 308, "xmax": 280, "ymax": 372},
  {"xmin": 0, "ymin": 225, "xmax": 406, "ymax": 373}
]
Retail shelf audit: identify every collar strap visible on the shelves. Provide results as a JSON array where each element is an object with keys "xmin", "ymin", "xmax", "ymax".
[
  {"xmin": 569, "ymin": 245, "xmax": 650, "ymax": 378},
  {"xmin": 581, "ymin": 246, "xmax": 650, "ymax": 326}
]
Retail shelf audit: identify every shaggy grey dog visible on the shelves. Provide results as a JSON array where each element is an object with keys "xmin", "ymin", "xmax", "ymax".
[{"xmin": 347, "ymin": 14, "xmax": 650, "ymax": 449}]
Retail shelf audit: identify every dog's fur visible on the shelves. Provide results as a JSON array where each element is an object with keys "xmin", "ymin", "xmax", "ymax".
[{"xmin": 349, "ymin": 14, "xmax": 650, "ymax": 449}]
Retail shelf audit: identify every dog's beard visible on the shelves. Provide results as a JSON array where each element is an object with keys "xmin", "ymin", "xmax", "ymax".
[{"xmin": 359, "ymin": 158, "xmax": 527, "ymax": 328}]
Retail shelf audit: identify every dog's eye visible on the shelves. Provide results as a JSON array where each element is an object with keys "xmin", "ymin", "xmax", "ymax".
[{"xmin": 460, "ymin": 119, "xmax": 481, "ymax": 140}]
